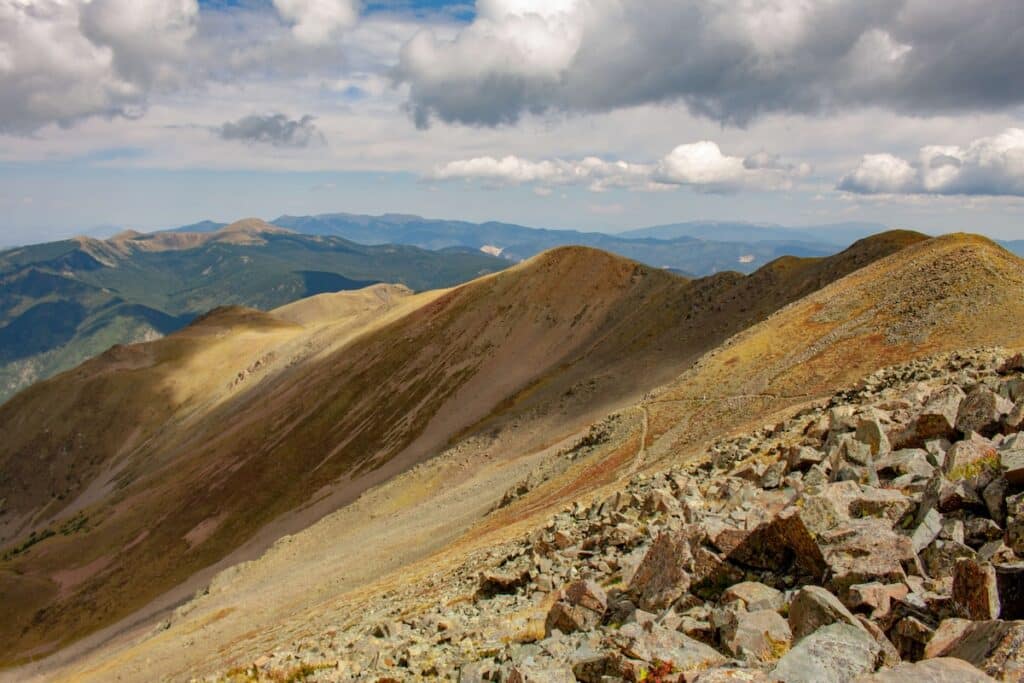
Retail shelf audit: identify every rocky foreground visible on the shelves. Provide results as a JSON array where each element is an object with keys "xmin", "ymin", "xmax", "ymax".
[{"xmin": 212, "ymin": 349, "xmax": 1024, "ymax": 682}]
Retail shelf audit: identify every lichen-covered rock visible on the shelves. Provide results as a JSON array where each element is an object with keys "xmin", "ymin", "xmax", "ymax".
[
  {"xmin": 546, "ymin": 580, "xmax": 608, "ymax": 635},
  {"xmin": 957, "ymin": 387, "xmax": 1015, "ymax": 437},
  {"xmin": 853, "ymin": 658, "xmax": 996, "ymax": 682},
  {"xmin": 507, "ymin": 663, "xmax": 576, "ymax": 683},
  {"xmin": 820, "ymin": 519, "xmax": 915, "ymax": 597},
  {"xmin": 721, "ymin": 582, "xmax": 785, "ymax": 612},
  {"xmin": 771, "ymin": 623, "xmax": 882, "ymax": 683},
  {"xmin": 610, "ymin": 622, "xmax": 728, "ymax": 672},
  {"xmin": 944, "ymin": 433, "xmax": 1000, "ymax": 483},
  {"xmin": 720, "ymin": 609, "xmax": 792, "ymax": 663},
  {"xmin": 629, "ymin": 529, "xmax": 693, "ymax": 610},
  {"xmin": 895, "ymin": 386, "xmax": 965, "ymax": 448},
  {"xmin": 953, "ymin": 559, "xmax": 1001, "ymax": 620},
  {"xmin": 789, "ymin": 586, "xmax": 866, "ymax": 641},
  {"xmin": 924, "ymin": 619, "xmax": 1024, "ymax": 680}
]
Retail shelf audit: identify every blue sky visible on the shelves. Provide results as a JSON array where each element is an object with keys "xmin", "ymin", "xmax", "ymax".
[{"xmin": 2, "ymin": 0, "xmax": 1024, "ymax": 245}]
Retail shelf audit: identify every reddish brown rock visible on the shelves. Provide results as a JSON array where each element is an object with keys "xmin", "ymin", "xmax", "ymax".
[
  {"xmin": 995, "ymin": 564, "xmax": 1024, "ymax": 620},
  {"xmin": 924, "ymin": 619, "xmax": 1024, "ymax": 680},
  {"xmin": 546, "ymin": 580, "xmax": 608, "ymax": 635},
  {"xmin": 742, "ymin": 505, "xmax": 828, "ymax": 576},
  {"xmin": 720, "ymin": 609, "xmax": 792, "ymax": 664},
  {"xmin": 896, "ymin": 386, "xmax": 965, "ymax": 448},
  {"xmin": 944, "ymin": 434, "xmax": 1000, "ymax": 482},
  {"xmin": 789, "ymin": 586, "xmax": 865, "ymax": 641},
  {"xmin": 820, "ymin": 519, "xmax": 915, "ymax": 597},
  {"xmin": 629, "ymin": 529, "xmax": 693, "ymax": 611},
  {"xmin": 957, "ymin": 387, "xmax": 1015, "ymax": 437},
  {"xmin": 853, "ymin": 658, "xmax": 996, "ymax": 682},
  {"xmin": 722, "ymin": 582, "xmax": 785, "ymax": 612},
  {"xmin": 953, "ymin": 559, "xmax": 1001, "ymax": 620}
]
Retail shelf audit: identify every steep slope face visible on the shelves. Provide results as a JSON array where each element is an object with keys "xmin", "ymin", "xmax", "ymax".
[
  {"xmin": 644, "ymin": 233, "xmax": 1024, "ymax": 463},
  {"xmin": 0, "ymin": 220, "xmax": 507, "ymax": 403},
  {"xmin": 0, "ymin": 237, "xmax": 922, "ymax": 666},
  {"xmin": 24, "ymin": 231, "xmax": 1017, "ymax": 683}
]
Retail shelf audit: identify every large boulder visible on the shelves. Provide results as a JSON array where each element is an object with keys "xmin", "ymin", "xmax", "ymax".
[
  {"xmin": 718, "ymin": 505, "xmax": 827, "ymax": 579},
  {"xmin": 820, "ymin": 519, "xmax": 915, "ymax": 597},
  {"xmin": 957, "ymin": 387, "xmax": 1015, "ymax": 437},
  {"xmin": 895, "ymin": 386, "xmax": 965, "ymax": 448},
  {"xmin": 944, "ymin": 434, "xmax": 1000, "ymax": 484},
  {"xmin": 921, "ymin": 540, "xmax": 977, "ymax": 578},
  {"xmin": 721, "ymin": 582, "xmax": 785, "ymax": 612},
  {"xmin": 847, "ymin": 488, "xmax": 915, "ymax": 524},
  {"xmin": 789, "ymin": 586, "xmax": 866, "ymax": 641},
  {"xmin": 853, "ymin": 658, "xmax": 996, "ymax": 682},
  {"xmin": 924, "ymin": 619, "xmax": 1024, "ymax": 681},
  {"xmin": 856, "ymin": 414, "xmax": 892, "ymax": 457},
  {"xmin": 953, "ymin": 559, "xmax": 1001, "ymax": 621},
  {"xmin": 546, "ymin": 580, "xmax": 608, "ymax": 635},
  {"xmin": 771, "ymin": 623, "xmax": 882, "ymax": 683},
  {"xmin": 610, "ymin": 622, "xmax": 728, "ymax": 672},
  {"xmin": 507, "ymin": 663, "xmax": 576, "ymax": 683},
  {"xmin": 1007, "ymin": 493, "xmax": 1024, "ymax": 556},
  {"xmin": 1002, "ymin": 450, "xmax": 1024, "ymax": 487},
  {"xmin": 875, "ymin": 449, "xmax": 935, "ymax": 481},
  {"xmin": 720, "ymin": 609, "xmax": 792, "ymax": 664},
  {"xmin": 629, "ymin": 529, "xmax": 693, "ymax": 611}
]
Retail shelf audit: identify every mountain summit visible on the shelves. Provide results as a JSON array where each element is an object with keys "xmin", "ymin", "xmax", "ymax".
[{"xmin": 2, "ymin": 230, "xmax": 994, "ymax": 672}]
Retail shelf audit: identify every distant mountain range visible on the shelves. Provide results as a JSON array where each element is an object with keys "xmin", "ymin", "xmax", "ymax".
[
  {"xmin": 618, "ymin": 220, "xmax": 888, "ymax": 245},
  {"xmin": 173, "ymin": 215, "xmax": 1024, "ymax": 264},
  {"xmin": 0, "ymin": 219, "xmax": 506, "ymax": 404},
  {"xmin": 175, "ymin": 214, "xmax": 887, "ymax": 276}
]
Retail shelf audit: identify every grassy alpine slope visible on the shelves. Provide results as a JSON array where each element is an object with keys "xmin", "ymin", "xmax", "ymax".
[
  {"xmin": 0, "ymin": 232, "xmax": 926, "ymax": 669},
  {"xmin": 0, "ymin": 219, "xmax": 508, "ymax": 404}
]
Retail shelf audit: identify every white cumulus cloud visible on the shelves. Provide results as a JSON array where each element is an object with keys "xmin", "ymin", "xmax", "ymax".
[
  {"xmin": 273, "ymin": 0, "xmax": 360, "ymax": 45},
  {"xmin": 430, "ymin": 142, "xmax": 806, "ymax": 193},
  {"xmin": 0, "ymin": 0, "xmax": 197, "ymax": 133},
  {"xmin": 839, "ymin": 129, "xmax": 1024, "ymax": 196}
]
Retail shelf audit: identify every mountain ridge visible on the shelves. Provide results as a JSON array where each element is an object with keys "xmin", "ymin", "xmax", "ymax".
[
  {"xmin": 10, "ymin": 230, "xmax": 1022, "ymax": 681},
  {"xmin": 0, "ymin": 231, "xmax": 931, "ymax": 667},
  {"xmin": 0, "ymin": 227, "xmax": 507, "ymax": 405}
]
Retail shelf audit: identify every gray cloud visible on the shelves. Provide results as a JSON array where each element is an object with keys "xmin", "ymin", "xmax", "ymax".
[
  {"xmin": 396, "ymin": 0, "xmax": 1024, "ymax": 129},
  {"xmin": 218, "ymin": 113, "xmax": 326, "ymax": 148},
  {"xmin": 0, "ymin": 0, "xmax": 363, "ymax": 133},
  {"xmin": 838, "ymin": 128, "xmax": 1024, "ymax": 196},
  {"xmin": 0, "ymin": 0, "xmax": 197, "ymax": 134}
]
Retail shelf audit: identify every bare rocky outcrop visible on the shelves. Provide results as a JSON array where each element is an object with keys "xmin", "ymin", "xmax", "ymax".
[{"xmin": 205, "ymin": 349, "xmax": 1024, "ymax": 682}]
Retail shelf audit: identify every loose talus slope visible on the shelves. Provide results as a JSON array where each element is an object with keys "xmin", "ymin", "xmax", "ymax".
[{"xmin": 0, "ymin": 235, "xmax": 923, "ymax": 666}]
